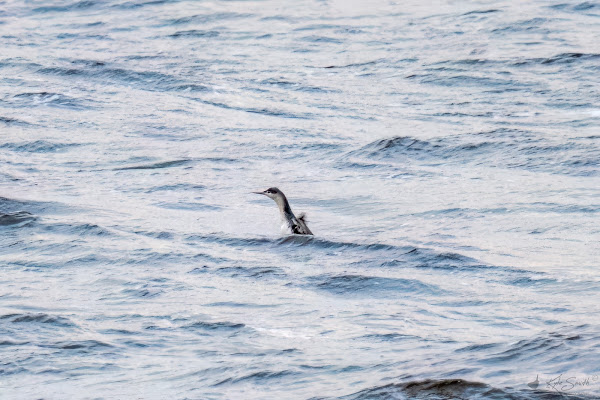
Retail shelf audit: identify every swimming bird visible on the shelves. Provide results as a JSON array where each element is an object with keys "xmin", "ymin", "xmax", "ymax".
[{"xmin": 253, "ymin": 187, "xmax": 313, "ymax": 235}]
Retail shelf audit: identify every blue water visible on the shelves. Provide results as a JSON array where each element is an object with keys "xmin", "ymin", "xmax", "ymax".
[{"xmin": 1, "ymin": 0, "xmax": 600, "ymax": 399}]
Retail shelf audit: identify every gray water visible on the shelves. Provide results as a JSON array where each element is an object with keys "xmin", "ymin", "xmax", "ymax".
[{"xmin": 1, "ymin": 0, "xmax": 600, "ymax": 399}]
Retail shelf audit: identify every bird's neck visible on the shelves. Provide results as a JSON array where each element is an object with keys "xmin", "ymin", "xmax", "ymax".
[{"xmin": 274, "ymin": 195, "xmax": 295, "ymax": 221}]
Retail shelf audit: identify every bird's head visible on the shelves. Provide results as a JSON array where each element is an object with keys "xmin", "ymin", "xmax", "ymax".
[{"xmin": 253, "ymin": 187, "xmax": 283, "ymax": 200}]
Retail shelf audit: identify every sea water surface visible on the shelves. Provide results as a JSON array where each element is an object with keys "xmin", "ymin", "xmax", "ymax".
[{"xmin": 1, "ymin": 0, "xmax": 600, "ymax": 399}]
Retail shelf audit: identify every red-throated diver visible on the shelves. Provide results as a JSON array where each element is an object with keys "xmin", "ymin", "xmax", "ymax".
[{"xmin": 253, "ymin": 187, "xmax": 313, "ymax": 235}]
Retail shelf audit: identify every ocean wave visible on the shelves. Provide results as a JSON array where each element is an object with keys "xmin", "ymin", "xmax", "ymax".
[
  {"xmin": 0, "ymin": 313, "xmax": 76, "ymax": 328},
  {"xmin": 37, "ymin": 64, "xmax": 185, "ymax": 93},
  {"xmin": 185, "ymin": 321, "xmax": 246, "ymax": 331},
  {"xmin": 308, "ymin": 274, "xmax": 444, "ymax": 297},
  {"xmin": 41, "ymin": 222, "xmax": 114, "ymax": 237},
  {"xmin": 212, "ymin": 266, "xmax": 285, "ymax": 279},
  {"xmin": 213, "ymin": 370, "xmax": 297, "ymax": 386},
  {"xmin": 337, "ymin": 379, "xmax": 556, "ymax": 400},
  {"xmin": 0, "ymin": 116, "xmax": 31, "ymax": 125},
  {"xmin": 120, "ymin": 287, "xmax": 163, "ymax": 298},
  {"xmin": 480, "ymin": 330, "xmax": 587, "ymax": 366},
  {"xmin": 144, "ymin": 183, "xmax": 206, "ymax": 193},
  {"xmin": 32, "ymin": 1, "xmax": 98, "ymax": 14},
  {"xmin": 0, "ymin": 211, "xmax": 36, "ymax": 227},
  {"xmin": 514, "ymin": 52, "xmax": 600, "ymax": 66},
  {"xmin": 168, "ymin": 30, "xmax": 220, "ymax": 38},
  {"xmin": 1, "ymin": 139, "xmax": 82, "ymax": 153},
  {"xmin": 155, "ymin": 201, "xmax": 221, "ymax": 211},
  {"xmin": 462, "ymin": 9, "xmax": 501, "ymax": 16},
  {"xmin": 359, "ymin": 333, "xmax": 422, "ymax": 342},
  {"xmin": 184, "ymin": 233, "xmax": 414, "ymax": 252},
  {"xmin": 549, "ymin": 3, "xmax": 599, "ymax": 13},
  {"xmin": 196, "ymin": 99, "xmax": 314, "ymax": 119},
  {"xmin": 183, "ymin": 234, "xmax": 486, "ymax": 270},
  {"xmin": 10, "ymin": 91, "xmax": 89, "ymax": 109},
  {"xmin": 166, "ymin": 12, "xmax": 254, "ymax": 26},
  {"xmin": 344, "ymin": 130, "xmax": 600, "ymax": 176},
  {"xmin": 43, "ymin": 340, "xmax": 113, "ymax": 351},
  {"xmin": 115, "ymin": 159, "xmax": 192, "ymax": 170},
  {"xmin": 116, "ymin": 0, "xmax": 175, "ymax": 10}
]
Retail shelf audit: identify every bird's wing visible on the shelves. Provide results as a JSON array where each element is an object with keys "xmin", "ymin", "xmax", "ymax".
[{"xmin": 292, "ymin": 213, "xmax": 313, "ymax": 235}]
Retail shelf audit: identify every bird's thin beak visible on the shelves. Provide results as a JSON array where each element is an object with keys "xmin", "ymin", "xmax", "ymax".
[{"xmin": 252, "ymin": 191, "xmax": 265, "ymax": 195}]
